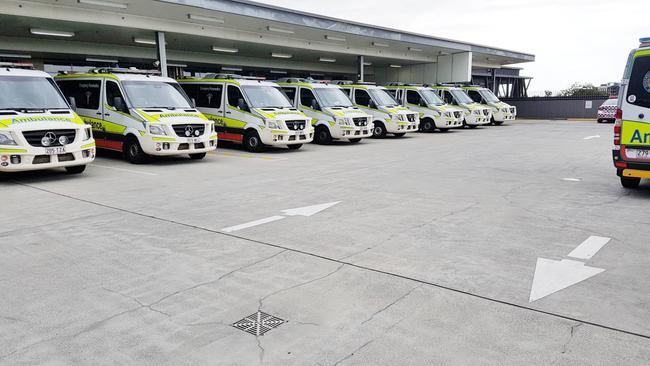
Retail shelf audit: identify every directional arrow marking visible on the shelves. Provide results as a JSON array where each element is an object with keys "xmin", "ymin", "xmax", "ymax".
[
  {"xmin": 221, "ymin": 202, "xmax": 340, "ymax": 232},
  {"xmin": 281, "ymin": 201, "xmax": 341, "ymax": 217},
  {"xmin": 583, "ymin": 135, "xmax": 601, "ymax": 140},
  {"xmin": 529, "ymin": 236, "xmax": 611, "ymax": 302}
]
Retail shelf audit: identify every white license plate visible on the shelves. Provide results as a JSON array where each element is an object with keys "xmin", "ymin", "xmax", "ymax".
[
  {"xmin": 296, "ymin": 131, "xmax": 305, "ymax": 135},
  {"xmin": 45, "ymin": 147, "xmax": 65, "ymax": 155},
  {"xmin": 626, "ymin": 148, "xmax": 650, "ymax": 160},
  {"xmin": 187, "ymin": 138, "xmax": 201, "ymax": 143}
]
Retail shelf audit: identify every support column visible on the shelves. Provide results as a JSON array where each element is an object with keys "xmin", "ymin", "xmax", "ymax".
[
  {"xmin": 156, "ymin": 31, "xmax": 167, "ymax": 77},
  {"xmin": 491, "ymin": 68, "xmax": 497, "ymax": 93},
  {"xmin": 356, "ymin": 55, "xmax": 364, "ymax": 83}
]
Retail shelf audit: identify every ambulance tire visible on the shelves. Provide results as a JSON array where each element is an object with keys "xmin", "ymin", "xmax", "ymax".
[
  {"xmin": 189, "ymin": 152, "xmax": 207, "ymax": 160},
  {"xmin": 372, "ymin": 122, "xmax": 387, "ymax": 138},
  {"xmin": 420, "ymin": 118, "xmax": 435, "ymax": 132},
  {"xmin": 314, "ymin": 126, "xmax": 332, "ymax": 144},
  {"xmin": 287, "ymin": 144, "xmax": 303, "ymax": 150},
  {"xmin": 65, "ymin": 165, "xmax": 86, "ymax": 174},
  {"xmin": 348, "ymin": 138, "xmax": 362, "ymax": 143},
  {"xmin": 620, "ymin": 176, "xmax": 641, "ymax": 189},
  {"xmin": 393, "ymin": 133, "xmax": 406, "ymax": 137},
  {"xmin": 124, "ymin": 136, "xmax": 148, "ymax": 164},
  {"xmin": 243, "ymin": 130, "xmax": 264, "ymax": 153}
]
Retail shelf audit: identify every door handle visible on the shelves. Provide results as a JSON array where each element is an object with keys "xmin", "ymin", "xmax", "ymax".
[
  {"xmin": 226, "ymin": 111, "xmax": 231, "ymax": 114},
  {"xmin": 105, "ymin": 113, "xmax": 111, "ymax": 116},
  {"xmin": 96, "ymin": 112, "xmax": 102, "ymax": 115}
]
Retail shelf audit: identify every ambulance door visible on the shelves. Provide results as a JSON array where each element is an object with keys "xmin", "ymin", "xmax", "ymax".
[
  {"xmin": 281, "ymin": 86, "xmax": 298, "ymax": 107},
  {"xmin": 103, "ymin": 79, "xmax": 130, "ymax": 151},
  {"xmin": 57, "ymin": 78, "xmax": 103, "ymax": 145},
  {"xmin": 225, "ymin": 84, "xmax": 251, "ymax": 142},
  {"xmin": 194, "ymin": 83, "xmax": 225, "ymax": 137}
]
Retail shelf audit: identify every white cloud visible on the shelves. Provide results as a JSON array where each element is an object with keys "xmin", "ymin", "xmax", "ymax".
[{"xmin": 258, "ymin": 0, "xmax": 650, "ymax": 92}]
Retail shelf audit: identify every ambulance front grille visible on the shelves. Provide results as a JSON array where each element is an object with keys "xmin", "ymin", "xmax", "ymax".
[
  {"xmin": 483, "ymin": 109, "xmax": 490, "ymax": 116},
  {"xmin": 22, "ymin": 129, "xmax": 76, "ymax": 147},
  {"xmin": 454, "ymin": 111, "xmax": 462, "ymax": 118},
  {"xmin": 172, "ymin": 124, "xmax": 205, "ymax": 137},
  {"xmin": 285, "ymin": 120, "xmax": 306, "ymax": 131},
  {"xmin": 353, "ymin": 117, "xmax": 369, "ymax": 126},
  {"xmin": 407, "ymin": 114, "xmax": 417, "ymax": 122}
]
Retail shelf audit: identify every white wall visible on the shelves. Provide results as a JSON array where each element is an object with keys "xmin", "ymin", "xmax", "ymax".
[{"xmin": 373, "ymin": 63, "xmax": 437, "ymax": 85}]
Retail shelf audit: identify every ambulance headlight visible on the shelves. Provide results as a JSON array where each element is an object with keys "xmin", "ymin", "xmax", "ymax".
[
  {"xmin": 83, "ymin": 127, "xmax": 92, "ymax": 141},
  {"xmin": 0, "ymin": 131, "xmax": 17, "ymax": 146},
  {"xmin": 473, "ymin": 109, "xmax": 481, "ymax": 115},
  {"xmin": 337, "ymin": 118, "xmax": 350, "ymax": 125},
  {"xmin": 444, "ymin": 112, "xmax": 452, "ymax": 117},
  {"xmin": 266, "ymin": 120, "xmax": 282, "ymax": 129},
  {"xmin": 148, "ymin": 124, "xmax": 167, "ymax": 136},
  {"xmin": 501, "ymin": 108, "xmax": 508, "ymax": 112}
]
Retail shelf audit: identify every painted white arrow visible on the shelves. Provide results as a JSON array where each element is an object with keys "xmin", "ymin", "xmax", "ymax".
[
  {"xmin": 281, "ymin": 201, "xmax": 341, "ymax": 217},
  {"xmin": 529, "ymin": 236, "xmax": 610, "ymax": 302},
  {"xmin": 222, "ymin": 201, "xmax": 340, "ymax": 232},
  {"xmin": 583, "ymin": 135, "xmax": 601, "ymax": 140}
]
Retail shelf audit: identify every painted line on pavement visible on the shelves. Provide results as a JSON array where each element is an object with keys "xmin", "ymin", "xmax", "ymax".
[
  {"xmin": 90, "ymin": 164, "xmax": 158, "ymax": 176},
  {"xmin": 583, "ymin": 135, "xmax": 601, "ymax": 140},
  {"xmin": 210, "ymin": 151, "xmax": 288, "ymax": 161},
  {"xmin": 567, "ymin": 236, "xmax": 611, "ymax": 260},
  {"xmin": 222, "ymin": 215, "xmax": 286, "ymax": 232},
  {"xmin": 562, "ymin": 178, "xmax": 581, "ymax": 182}
]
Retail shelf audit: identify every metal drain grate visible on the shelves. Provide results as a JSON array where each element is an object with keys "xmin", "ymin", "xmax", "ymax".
[{"xmin": 232, "ymin": 311, "xmax": 285, "ymax": 336}]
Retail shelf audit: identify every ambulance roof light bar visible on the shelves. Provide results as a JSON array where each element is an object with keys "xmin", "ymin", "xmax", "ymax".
[
  {"xmin": 0, "ymin": 62, "xmax": 35, "ymax": 70},
  {"xmin": 203, "ymin": 73, "xmax": 266, "ymax": 80},
  {"xmin": 92, "ymin": 67, "xmax": 161, "ymax": 75}
]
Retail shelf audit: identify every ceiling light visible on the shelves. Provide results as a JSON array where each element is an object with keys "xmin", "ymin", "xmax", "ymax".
[
  {"xmin": 0, "ymin": 53, "xmax": 31, "ymax": 59},
  {"xmin": 271, "ymin": 52, "xmax": 292, "ymax": 59},
  {"xmin": 269, "ymin": 70, "xmax": 287, "ymax": 74},
  {"xmin": 319, "ymin": 57, "xmax": 336, "ymax": 63},
  {"xmin": 389, "ymin": 64, "xmax": 402, "ymax": 68},
  {"xmin": 222, "ymin": 66, "xmax": 243, "ymax": 72},
  {"xmin": 86, "ymin": 57, "xmax": 118, "ymax": 63},
  {"xmin": 267, "ymin": 26, "xmax": 294, "ymax": 34},
  {"xmin": 78, "ymin": 0, "xmax": 127, "ymax": 9},
  {"xmin": 133, "ymin": 37, "xmax": 156, "ymax": 45},
  {"xmin": 310, "ymin": 73, "xmax": 324, "ymax": 76},
  {"xmin": 188, "ymin": 14, "xmax": 225, "ymax": 24},
  {"xmin": 167, "ymin": 63, "xmax": 187, "ymax": 68},
  {"xmin": 30, "ymin": 28, "xmax": 75, "ymax": 37},
  {"xmin": 363, "ymin": 62, "xmax": 372, "ymax": 66},
  {"xmin": 439, "ymin": 51, "xmax": 450, "ymax": 56},
  {"xmin": 409, "ymin": 47, "xmax": 423, "ymax": 52},
  {"xmin": 372, "ymin": 42, "xmax": 389, "ymax": 47},
  {"xmin": 324, "ymin": 35, "xmax": 346, "ymax": 42},
  {"xmin": 212, "ymin": 46, "xmax": 238, "ymax": 53}
]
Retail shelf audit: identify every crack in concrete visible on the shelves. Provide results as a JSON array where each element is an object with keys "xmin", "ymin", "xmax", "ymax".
[
  {"xmin": 361, "ymin": 285, "xmax": 422, "ymax": 325},
  {"xmin": 102, "ymin": 287, "xmax": 170, "ymax": 317},
  {"xmin": 561, "ymin": 322, "xmax": 583, "ymax": 354},
  {"xmin": 332, "ymin": 339, "xmax": 374, "ymax": 366},
  {"xmin": 258, "ymin": 264, "xmax": 345, "ymax": 311},
  {"xmin": 255, "ymin": 335, "xmax": 265, "ymax": 363}
]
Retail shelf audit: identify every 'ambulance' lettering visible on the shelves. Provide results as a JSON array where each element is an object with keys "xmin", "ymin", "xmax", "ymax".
[{"xmin": 630, "ymin": 129, "xmax": 650, "ymax": 144}]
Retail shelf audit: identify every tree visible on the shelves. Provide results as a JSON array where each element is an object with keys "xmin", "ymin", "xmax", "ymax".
[{"xmin": 560, "ymin": 83, "xmax": 608, "ymax": 97}]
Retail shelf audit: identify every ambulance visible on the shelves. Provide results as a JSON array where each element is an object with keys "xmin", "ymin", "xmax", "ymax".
[
  {"xmin": 385, "ymin": 83, "xmax": 465, "ymax": 132},
  {"xmin": 612, "ymin": 37, "xmax": 650, "ymax": 188},
  {"xmin": 337, "ymin": 82, "xmax": 419, "ymax": 138},
  {"xmin": 429, "ymin": 85, "xmax": 492, "ymax": 128},
  {"xmin": 55, "ymin": 68, "xmax": 216, "ymax": 164},
  {"xmin": 0, "ymin": 64, "xmax": 95, "ymax": 174},
  {"xmin": 179, "ymin": 74, "xmax": 313, "ymax": 152},
  {"xmin": 277, "ymin": 78, "xmax": 373, "ymax": 144},
  {"xmin": 463, "ymin": 85, "xmax": 516, "ymax": 125}
]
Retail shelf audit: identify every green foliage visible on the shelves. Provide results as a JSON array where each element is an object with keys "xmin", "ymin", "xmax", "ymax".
[{"xmin": 560, "ymin": 83, "xmax": 608, "ymax": 97}]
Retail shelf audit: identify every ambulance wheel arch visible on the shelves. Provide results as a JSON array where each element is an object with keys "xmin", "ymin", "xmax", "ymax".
[
  {"xmin": 124, "ymin": 133, "xmax": 148, "ymax": 164},
  {"xmin": 243, "ymin": 128, "xmax": 264, "ymax": 152},
  {"xmin": 372, "ymin": 120, "xmax": 387, "ymax": 138},
  {"xmin": 420, "ymin": 117, "xmax": 436, "ymax": 132}
]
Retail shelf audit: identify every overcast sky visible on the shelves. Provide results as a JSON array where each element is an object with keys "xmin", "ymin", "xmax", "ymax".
[{"xmin": 260, "ymin": 0, "xmax": 649, "ymax": 93}]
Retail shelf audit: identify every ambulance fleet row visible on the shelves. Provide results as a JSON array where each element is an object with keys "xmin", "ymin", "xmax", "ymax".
[{"xmin": 0, "ymin": 64, "xmax": 516, "ymax": 175}]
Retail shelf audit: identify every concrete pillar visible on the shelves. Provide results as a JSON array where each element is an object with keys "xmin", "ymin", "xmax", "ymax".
[
  {"xmin": 156, "ymin": 31, "xmax": 167, "ymax": 77},
  {"xmin": 356, "ymin": 56, "xmax": 365, "ymax": 83},
  {"xmin": 436, "ymin": 52, "xmax": 472, "ymax": 83}
]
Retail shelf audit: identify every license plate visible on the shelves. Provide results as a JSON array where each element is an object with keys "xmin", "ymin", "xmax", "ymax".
[
  {"xmin": 626, "ymin": 148, "xmax": 650, "ymax": 160},
  {"xmin": 187, "ymin": 138, "xmax": 201, "ymax": 143},
  {"xmin": 45, "ymin": 147, "xmax": 65, "ymax": 155},
  {"xmin": 296, "ymin": 130, "xmax": 305, "ymax": 135}
]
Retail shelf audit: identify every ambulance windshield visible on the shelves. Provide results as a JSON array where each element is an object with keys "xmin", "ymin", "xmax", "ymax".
[
  {"xmin": 122, "ymin": 81, "xmax": 192, "ymax": 109},
  {"xmin": 0, "ymin": 76, "xmax": 69, "ymax": 110}
]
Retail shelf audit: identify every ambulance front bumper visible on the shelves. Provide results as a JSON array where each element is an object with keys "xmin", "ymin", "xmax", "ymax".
[
  {"xmin": 333, "ymin": 125, "xmax": 373, "ymax": 139},
  {"xmin": 465, "ymin": 114, "xmax": 491, "ymax": 126},
  {"xmin": 261, "ymin": 128, "xmax": 314, "ymax": 145},
  {"xmin": 386, "ymin": 119, "xmax": 419, "ymax": 133},
  {"xmin": 493, "ymin": 111, "xmax": 516, "ymax": 122},
  {"xmin": 142, "ymin": 135, "xmax": 217, "ymax": 156},
  {"xmin": 0, "ymin": 142, "xmax": 96, "ymax": 172},
  {"xmin": 438, "ymin": 116, "xmax": 464, "ymax": 129}
]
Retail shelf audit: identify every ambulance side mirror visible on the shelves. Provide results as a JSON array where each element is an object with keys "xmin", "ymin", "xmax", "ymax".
[
  {"xmin": 191, "ymin": 98, "xmax": 197, "ymax": 108},
  {"xmin": 310, "ymin": 99, "xmax": 320, "ymax": 111},
  {"xmin": 369, "ymin": 100, "xmax": 377, "ymax": 109},
  {"xmin": 113, "ymin": 97, "xmax": 127, "ymax": 113},
  {"xmin": 237, "ymin": 98, "xmax": 249, "ymax": 112},
  {"xmin": 419, "ymin": 99, "xmax": 427, "ymax": 107},
  {"xmin": 68, "ymin": 97, "xmax": 77, "ymax": 111}
]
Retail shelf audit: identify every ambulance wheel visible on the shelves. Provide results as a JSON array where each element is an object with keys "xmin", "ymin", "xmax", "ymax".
[
  {"xmin": 372, "ymin": 122, "xmax": 387, "ymax": 138},
  {"xmin": 314, "ymin": 126, "xmax": 332, "ymax": 144},
  {"xmin": 287, "ymin": 144, "xmax": 302, "ymax": 150},
  {"xmin": 420, "ymin": 118, "xmax": 435, "ymax": 132},
  {"xmin": 65, "ymin": 165, "xmax": 86, "ymax": 174},
  {"xmin": 349, "ymin": 138, "xmax": 362, "ymax": 143},
  {"xmin": 189, "ymin": 152, "xmax": 206, "ymax": 160},
  {"xmin": 124, "ymin": 136, "xmax": 148, "ymax": 164},
  {"xmin": 393, "ymin": 133, "xmax": 406, "ymax": 137},
  {"xmin": 620, "ymin": 176, "xmax": 641, "ymax": 189},
  {"xmin": 243, "ymin": 130, "xmax": 264, "ymax": 152}
]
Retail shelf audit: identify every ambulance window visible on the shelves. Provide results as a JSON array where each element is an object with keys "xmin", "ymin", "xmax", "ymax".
[
  {"xmin": 57, "ymin": 80, "xmax": 101, "ymax": 110},
  {"xmin": 386, "ymin": 89, "xmax": 397, "ymax": 98},
  {"xmin": 300, "ymin": 88, "xmax": 317, "ymax": 108},
  {"xmin": 197, "ymin": 84, "xmax": 223, "ymax": 109},
  {"xmin": 354, "ymin": 89, "xmax": 372, "ymax": 107},
  {"xmin": 340, "ymin": 87, "xmax": 351, "ymax": 97},
  {"xmin": 467, "ymin": 90, "xmax": 482, "ymax": 103},
  {"xmin": 626, "ymin": 55, "xmax": 650, "ymax": 108},
  {"xmin": 442, "ymin": 91, "xmax": 455, "ymax": 104},
  {"xmin": 106, "ymin": 81, "xmax": 127, "ymax": 111},
  {"xmin": 406, "ymin": 90, "xmax": 422, "ymax": 105},
  {"xmin": 227, "ymin": 85, "xmax": 248, "ymax": 109},
  {"xmin": 282, "ymin": 87, "xmax": 297, "ymax": 104}
]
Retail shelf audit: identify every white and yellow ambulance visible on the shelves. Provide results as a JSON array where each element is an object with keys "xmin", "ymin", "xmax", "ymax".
[
  {"xmin": 463, "ymin": 85, "xmax": 516, "ymax": 125},
  {"xmin": 0, "ymin": 64, "xmax": 95, "ymax": 174},
  {"xmin": 55, "ymin": 68, "xmax": 216, "ymax": 164},
  {"xmin": 385, "ymin": 83, "xmax": 464, "ymax": 132},
  {"xmin": 179, "ymin": 74, "xmax": 313, "ymax": 152},
  {"xmin": 429, "ymin": 85, "xmax": 492, "ymax": 128},
  {"xmin": 276, "ymin": 78, "xmax": 373, "ymax": 144},
  {"xmin": 612, "ymin": 37, "xmax": 650, "ymax": 188},
  {"xmin": 337, "ymin": 82, "xmax": 419, "ymax": 138}
]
